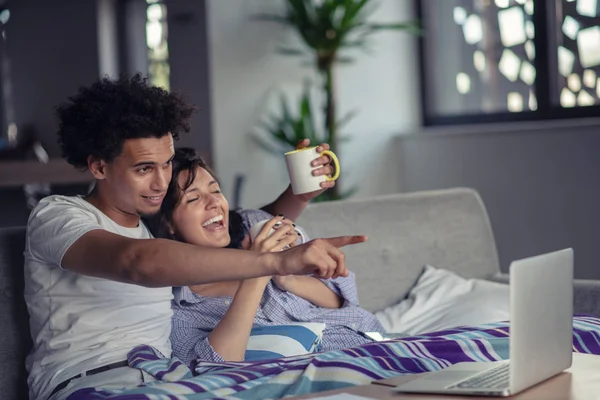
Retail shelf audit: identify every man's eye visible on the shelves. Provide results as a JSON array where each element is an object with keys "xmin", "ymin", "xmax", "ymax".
[
  {"xmin": 212, "ymin": 190, "xmax": 221, "ymax": 194},
  {"xmin": 139, "ymin": 167, "xmax": 152, "ymax": 173}
]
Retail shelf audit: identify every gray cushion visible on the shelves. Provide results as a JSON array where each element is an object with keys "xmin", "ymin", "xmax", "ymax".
[
  {"xmin": 0, "ymin": 226, "xmax": 31, "ymax": 400},
  {"xmin": 297, "ymin": 188, "xmax": 500, "ymax": 312}
]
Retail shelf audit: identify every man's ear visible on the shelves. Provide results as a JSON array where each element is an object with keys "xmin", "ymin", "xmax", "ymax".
[{"xmin": 87, "ymin": 155, "xmax": 107, "ymax": 180}]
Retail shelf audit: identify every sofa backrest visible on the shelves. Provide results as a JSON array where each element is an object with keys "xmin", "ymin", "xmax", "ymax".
[
  {"xmin": 296, "ymin": 188, "xmax": 500, "ymax": 312},
  {"xmin": 0, "ymin": 188, "xmax": 499, "ymax": 399},
  {"xmin": 0, "ymin": 226, "xmax": 31, "ymax": 400}
]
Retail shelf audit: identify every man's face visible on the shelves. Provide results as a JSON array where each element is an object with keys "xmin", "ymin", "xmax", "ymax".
[{"xmin": 102, "ymin": 135, "xmax": 174, "ymax": 221}]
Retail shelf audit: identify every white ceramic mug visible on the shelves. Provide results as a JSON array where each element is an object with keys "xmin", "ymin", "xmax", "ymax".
[
  {"xmin": 285, "ymin": 146, "xmax": 340, "ymax": 195},
  {"xmin": 249, "ymin": 219, "xmax": 306, "ymax": 250}
]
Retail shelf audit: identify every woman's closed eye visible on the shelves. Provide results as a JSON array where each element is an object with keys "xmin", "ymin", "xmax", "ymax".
[{"xmin": 187, "ymin": 197, "xmax": 200, "ymax": 204}]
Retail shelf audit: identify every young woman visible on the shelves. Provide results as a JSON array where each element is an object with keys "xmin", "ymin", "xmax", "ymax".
[{"xmin": 150, "ymin": 148, "xmax": 385, "ymax": 367}]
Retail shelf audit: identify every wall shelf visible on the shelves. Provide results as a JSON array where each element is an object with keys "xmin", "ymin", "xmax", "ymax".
[{"xmin": 0, "ymin": 159, "xmax": 92, "ymax": 188}]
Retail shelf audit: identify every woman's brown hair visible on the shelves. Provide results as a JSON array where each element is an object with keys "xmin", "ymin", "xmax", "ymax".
[{"xmin": 145, "ymin": 147, "xmax": 245, "ymax": 247}]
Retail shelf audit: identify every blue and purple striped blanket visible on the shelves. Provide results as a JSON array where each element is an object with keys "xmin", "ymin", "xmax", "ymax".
[{"xmin": 69, "ymin": 316, "xmax": 600, "ymax": 400}]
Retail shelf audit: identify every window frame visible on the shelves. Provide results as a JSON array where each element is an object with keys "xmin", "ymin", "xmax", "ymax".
[{"xmin": 416, "ymin": 0, "xmax": 600, "ymax": 126}]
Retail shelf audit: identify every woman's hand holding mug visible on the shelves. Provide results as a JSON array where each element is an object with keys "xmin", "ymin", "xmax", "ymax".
[{"xmin": 246, "ymin": 216, "xmax": 306, "ymax": 253}]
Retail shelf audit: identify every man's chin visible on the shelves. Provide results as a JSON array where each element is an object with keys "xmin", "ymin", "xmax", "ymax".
[{"xmin": 138, "ymin": 208, "xmax": 161, "ymax": 219}]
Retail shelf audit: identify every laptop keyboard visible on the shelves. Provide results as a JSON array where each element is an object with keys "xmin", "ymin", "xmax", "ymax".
[{"xmin": 447, "ymin": 364, "xmax": 510, "ymax": 390}]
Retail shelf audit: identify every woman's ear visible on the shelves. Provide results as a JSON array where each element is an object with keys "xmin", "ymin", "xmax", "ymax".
[
  {"xmin": 167, "ymin": 222, "xmax": 175, "ymax": 236},
  {"xmin": 241, "ymin": 233, "xmax": 252, "ymax": 250},
  {"xmin": 159, "ymin": 215, "xmax": 176, "ymax": 238}
]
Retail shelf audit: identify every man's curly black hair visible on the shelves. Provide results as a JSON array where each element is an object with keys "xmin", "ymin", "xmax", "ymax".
[{"xmin": 56, "ymin": 74, "xmax": 196, "ymax": 170}]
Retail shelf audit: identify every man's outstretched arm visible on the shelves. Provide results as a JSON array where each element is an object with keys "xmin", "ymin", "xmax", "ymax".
[{"xmin": 62, "ymin": 230, "xmax": 366, "ymax": 287}]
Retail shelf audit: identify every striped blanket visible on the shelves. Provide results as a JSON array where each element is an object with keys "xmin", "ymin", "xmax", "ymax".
[{"xmin": 69, "ymin": 316, "xmax": 600, "ymax": 400}]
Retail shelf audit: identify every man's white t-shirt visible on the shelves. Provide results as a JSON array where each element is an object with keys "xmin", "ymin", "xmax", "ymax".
[{"xmin": 24, "ymin": 195, "xmax": 173, "ymax": 400}]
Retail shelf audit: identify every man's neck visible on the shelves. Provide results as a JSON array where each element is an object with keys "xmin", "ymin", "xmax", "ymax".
[{"xmin": 85, "ymin": 187, "xmax": 141, "ymax": 228}]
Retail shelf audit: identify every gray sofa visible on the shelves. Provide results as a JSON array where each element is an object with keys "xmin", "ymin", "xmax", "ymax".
[
  {"xmin": 299, "ymin": 187, "xmax": 600, "ymax": 315},
  {"xmin": 2, "ymin": 187, "xmax": 600, "ymax": 399}
]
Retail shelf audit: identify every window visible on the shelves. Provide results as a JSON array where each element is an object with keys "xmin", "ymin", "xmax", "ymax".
[
  {"xmin": 553, "ymin": 0, "xmax": 600, "ymax": 107},
  {"xmin": 418, "ymin": 0, "xmax": 600, "ymax": 125},
  {"xmin": 0, "ymin": 7, "xmax": 11, "ymax": 147},
  {"xmin": 146, "ymin": 0, "xmax": 170, "ymax": 91}
]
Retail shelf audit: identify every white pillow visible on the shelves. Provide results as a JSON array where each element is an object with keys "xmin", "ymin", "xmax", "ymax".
[{"xmin": 375, "ymin": 265, "xmax": 509, "ymax": 336}]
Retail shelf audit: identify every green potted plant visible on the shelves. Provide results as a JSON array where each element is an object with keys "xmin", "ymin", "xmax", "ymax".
[{"xmin": 253, "ymin": 0, "xmax": 419, "ymax": 200}]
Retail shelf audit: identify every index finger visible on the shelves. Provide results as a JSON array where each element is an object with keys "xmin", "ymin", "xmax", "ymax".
[
  {"xmin": 296, "ymin": 139, "xmax": 310, "ymax": 150},
  {"xmin": 321, "ymin": 235, "xmax": 368, "ymax": 248},
  {"xmin": 315, "ymin": 143, "xmax": 330, "ymax": 153}
]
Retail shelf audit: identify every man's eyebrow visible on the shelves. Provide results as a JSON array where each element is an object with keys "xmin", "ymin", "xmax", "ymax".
[
  {"xmin": 133, "ymin": 161, "xmax": 156, "ymax": 168},
  {"xmin": 133, "ymin": 155, "xmax": 174, "ymax": 168}
]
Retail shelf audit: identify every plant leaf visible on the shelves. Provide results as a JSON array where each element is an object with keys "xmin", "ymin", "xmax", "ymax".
[
  {"xmin": 336, "ymin": 110, "xmax": 358, "ymax": 129},
  {"xmin": 366, "ymin": 21, "xmax": 423, "ymax": 35},
  {"xmin": 335, "ymin": 56, "xmax": 355, "ymax": 64},
  {"xmin": 251, "ymin": 13, "xmax": 292, "ymax": 24},
  {"xmin": 336, "ymin": 134, "xmax": 353, "ymax": 143},
  {"xmin": 250, "ymin": 133, "xmax": 288, "ymax": 156},
  {"xmin": 339, "ymin": 185, "xmax": 359, "ymax": 199},
  {"xmin": 275, "ymin": 47, "xmax": 307, "ymax": 56}
]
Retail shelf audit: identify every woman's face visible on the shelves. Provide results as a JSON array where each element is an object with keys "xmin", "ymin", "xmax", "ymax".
[{"xmin": 170, "ymin": 167, "xmax": 231, "ymax": 248}]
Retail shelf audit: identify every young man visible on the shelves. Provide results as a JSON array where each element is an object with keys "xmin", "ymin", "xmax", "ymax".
[{"xmin": 25, "ymin": 75, "xmax": 364, "ymax": 400}]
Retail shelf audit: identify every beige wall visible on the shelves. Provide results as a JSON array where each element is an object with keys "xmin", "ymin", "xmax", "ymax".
[{"xmin": 206, "ymin": 0, "xmax": 421, "ymax": 208}]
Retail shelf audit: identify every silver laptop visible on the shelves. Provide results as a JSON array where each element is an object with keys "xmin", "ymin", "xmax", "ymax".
[{"xmin": 394, "ymin": 248, "xmax": 574, "ymax": 397}]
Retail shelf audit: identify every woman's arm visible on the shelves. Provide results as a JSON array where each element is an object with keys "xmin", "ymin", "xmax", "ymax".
[
  {"xmin": 171, "ymin": 277, "xmax": 270, "ymax": 364},
  {"xmin": 273, "ymin": 271, "xmax": 361, "ymax": 309},
  {"xmin": 205, "ymin": 277, "xmax": 270, "ymax": 361},
  {"xmin": 260, "ymin": 185, "xmax": 310, "ymax": 221},
  {"xmin": 273, "ymin": 275, "xmax": 343, "ymax": 308},
  {"xmin": 200, "ymin": 218, "xmax": 302, "ymax": 361}
]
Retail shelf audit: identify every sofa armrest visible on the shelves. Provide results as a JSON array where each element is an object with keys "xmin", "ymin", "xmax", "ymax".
[{"xmin": 488, "ymin": 273, "xmax": 600, "ymax": 318}]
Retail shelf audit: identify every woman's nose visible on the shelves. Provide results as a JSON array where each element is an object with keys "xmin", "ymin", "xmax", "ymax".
[{"xmin": 206, "ymin": 193, "xmax": 221, "ymax": 208}]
